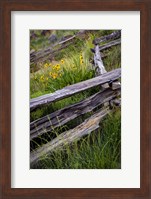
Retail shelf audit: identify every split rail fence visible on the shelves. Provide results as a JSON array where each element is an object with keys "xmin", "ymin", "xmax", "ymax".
[{"xmin": 30, "ymin": 30, "xmax": 121, "ymax": 165}]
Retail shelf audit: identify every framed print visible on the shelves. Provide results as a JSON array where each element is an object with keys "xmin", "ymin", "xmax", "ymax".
[{"xmin": 0, "ymin": 0, "xmax": 151, "ymax": 199}]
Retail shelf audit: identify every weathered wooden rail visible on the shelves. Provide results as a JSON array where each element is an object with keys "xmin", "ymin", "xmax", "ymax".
[
  {"xmin": 31, "ymin": 108, "xmax": 111, "ymax": 163},
  {"xmin": 30, "ymin": 30, "xmax": 121, "ymax": 65},
  {"xmin": 30, "ymin": 69, "xmax": 121, "ymax": 165},
  {"xmin": 30, "ymin": 82, "xmax": 121, "ymax": 140},
  {"xmin": 93, "ymin": 30, "xmax": 121, "ymax": 45},
  {"xmin": 30, "ymin": 68, "xmax": 121, "ymax": 111},
  {"xmin": 30, "ymin": 31, "xmax": 121, "ymax": 166}
]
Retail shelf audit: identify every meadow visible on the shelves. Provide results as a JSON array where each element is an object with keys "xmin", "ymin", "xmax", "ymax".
[{"xmin": 30, "ymin": 30, "xmax": 121, "ymax": 169}]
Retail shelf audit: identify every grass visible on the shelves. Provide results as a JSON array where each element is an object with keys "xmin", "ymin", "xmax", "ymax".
[
  {"xmin": 30, "ymin": 48, "xmax": 95, "ymax": 98},
  {"xmin": 31, "ymin": 109, "xmax": 121, "ymax": 169},
  {"xmin": 30, "ymin": 30, "xmax": 121, "ymax": 169},
  {"xmin": 103, "ymin": 45, "xmax": 121, "ymax": 71}
]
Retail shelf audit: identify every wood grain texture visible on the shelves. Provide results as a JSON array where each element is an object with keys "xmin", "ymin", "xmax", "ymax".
[
  {"xmin": 30, "ymin": 88, "xmax": 121, "ymax": 140},
  {"xmin": 30, "ymin": 40, "xmax": 73, "ymax": 64},
  {"xmin": 99, "ymin": 38, "xmax": 121, "ymax": 51},
  {"xmin": 0, "ymin": 0, "xmax": 151, "ymax": 199},
  {"xmin": 94, "ymin": 45, "xmax": 107, "ymax": 75},
  {"xmin": 30, "ymin": 108, "xmax": 110, "ymax": 164},
  {"xmin": 30, "ymin": 30, "xmax": 88, "ymax": 64},
  {"xmin": 30, "ymin": 30, "xmax": 121, "ymax": 64},
  {"xmin": 30, "ymin": 68, "xmax": 121, "ymax": 111},
  {"xmin": 93, "ymin": 30, "xmax": 121, "ymax": 45}
]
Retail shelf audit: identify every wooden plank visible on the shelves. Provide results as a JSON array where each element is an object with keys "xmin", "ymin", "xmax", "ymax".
[
  {"xmin": 30, "ymin": 88, "xmax": 121, "ymax": 140},
  {"xmin": 111, "ymin": 81, "xmax": 121, "ymax": 90},
  {"xmin": 30, "ymin": 41, "xmax": 73, "ymax": 64},
  {"xmin": 30, "ymin": 31, "xmax": 121, "ymax": 65},
  {"xmin": 93, "ymin": 30, "xmax": 121, "ymax": 45},
  {"xmin": 99, "ymin": 39, "xmax": 121, "ymax": 51},
  {"xmin": 94, "ymin": 45, "xmax": 107, "ymax": 75},
  {"xmin": 30, "ymin": 68, "xmax": 121, "ymax": 111},
  {"xmin": 30, "ymin": 30, "xmax": 88, "ymax": 64},
  {"xmin": 110, "ymin": 98, "xmax": 121, "ymax": 108},
  {"xmin": 91, "ymin": 39, "xmax": 121, "ymax": 54},
  {"xmin": 30, "ymin": 108, "xmax": 111, "ymax": 165},
  {"xmin": 56, "ymin": 35, "xmax": 76, "ymax": 45}
]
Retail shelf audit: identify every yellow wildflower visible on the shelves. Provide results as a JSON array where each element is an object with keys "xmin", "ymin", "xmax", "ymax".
[
  {"xmin": 80, "ymin": 55, "xmax": 83, "ymax": 60},
  {"xmin": 44, "ymin": 63, "xmax": 49, "ymax": 68},
  {"xmin": 80, "ymin": 60, "xmax": 84, "ymax": 64},
  {"xmin": 53, "ymin": 64, "xmax": 60, "ymax": 71},
  {"xmin": 52, "ymin": 73, "xmax": 58, "ymax": 79},
  {"xmin": 61, "ymin": 59, "xmax": 64, "ymax": 64},
  {"xmin": 40, "ymin": 75, "xmax": 44, "ymax": 81},
  {"xmin": 49, "ymin": 71, "xmax": 58, "ymax": 79},
  {"xmin": 52, "ymin": 65, "xmax": 56, "ymax": 70},
  {"xmin": 56, "ymin": 64, "xmax": 60, "ymax": 70}
]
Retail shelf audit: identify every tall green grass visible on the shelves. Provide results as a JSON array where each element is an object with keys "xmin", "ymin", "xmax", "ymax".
[
  {"xmin": 30, "ymin": 30, "xmax": 121, "ymax": 169},
  {"xmin": 31, "ymin": 110, "xmax": 121, "ymax": 169}
]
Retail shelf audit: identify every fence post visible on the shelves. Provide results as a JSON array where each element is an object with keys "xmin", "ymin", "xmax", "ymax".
[
  {"xmin": 94, "ymin": 44, "xmax": 107, "ymax": 75},
  {"xmin": 93, "ymin": 42, "xmax": 109, "ymax": 89}
]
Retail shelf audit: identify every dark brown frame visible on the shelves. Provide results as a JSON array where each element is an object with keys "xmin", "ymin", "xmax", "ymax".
[{"xmin": 0, "ymin": 0, "xmax": 151, "ymax": 198}]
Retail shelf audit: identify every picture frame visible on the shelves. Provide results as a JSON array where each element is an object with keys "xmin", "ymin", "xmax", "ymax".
[{"xmin": 0, "ymin": 0, "xmax": 150, "ymax": 198}]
